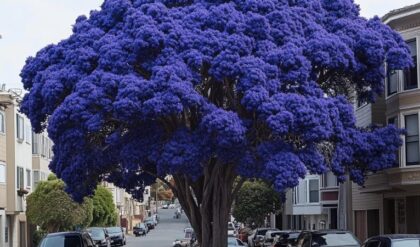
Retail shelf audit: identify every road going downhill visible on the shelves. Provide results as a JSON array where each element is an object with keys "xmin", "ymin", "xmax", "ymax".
[{"xmin": 126, "ymin": 207, "xmax": 190, "ymax": 247}]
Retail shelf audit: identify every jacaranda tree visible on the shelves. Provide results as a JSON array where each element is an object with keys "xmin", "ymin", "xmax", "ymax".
[{"xmin": 21, "ymin": 0, "xmax": 411, "ymax": 246}]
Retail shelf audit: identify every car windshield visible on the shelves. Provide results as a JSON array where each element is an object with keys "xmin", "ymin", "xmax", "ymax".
[
  {"xmin": 39, "ymin": 235, "xmax": 81, "ymax": 247},
  {"xmin": 88, "ymin": 229, "xmax": 105, "ymax": 239},
  {"xmin": 312, "ymin": 233, "xmax": 359, "ymax": 246},
  {"xmin": 288, "ymin": 233, "xmax": 300, "ymax": 240},
  {"xmin": 393, "ymin": 239, "xmax": 420, "ymax": 247},
  {"xmin": 106, "ymin": 227, "xmax": 122, "ymax": 234}
]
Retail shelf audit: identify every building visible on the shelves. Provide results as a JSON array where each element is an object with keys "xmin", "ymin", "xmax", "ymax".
[
  {"xmin": 0, "ymin": 87, "xmax": 53, "ymax": 247},
  {"xmin": 283, "ymin": 172, "xmax": 340, "ymax": 230},
  {"xmin": 1, "ymin": 89, "xmax": 33, "ymax": 247},
  {"xmin": 103, "ymin": 182, "xmax": 147, "ymax": 233},
  {"xmin": 352, "ymin": 3, "xmax": 420, "ymax": 241}
]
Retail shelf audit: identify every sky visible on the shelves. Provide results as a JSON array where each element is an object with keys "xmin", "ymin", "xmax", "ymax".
[{"xmin": 1, "ymin": 0, "xmax": 420, "ymax": 89}]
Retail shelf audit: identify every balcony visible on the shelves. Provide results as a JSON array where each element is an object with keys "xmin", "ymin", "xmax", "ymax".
[{"xmin": 386, "ymin": 166, "xmax": 420, "ymax": 188}]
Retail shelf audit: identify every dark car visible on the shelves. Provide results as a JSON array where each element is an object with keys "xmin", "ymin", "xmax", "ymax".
[
  {"xmin": 273, "ymin": 231, "xmax": 300, "ymax": 247},
  {"xmin": 38, "ymin": 231, "xmax": 96, "ymax": 247},
  {"xmin": 144, "ymin": 219, "xmax": 155, "ymax": 230},
  {"xmin": 363, "ymin": 235, "xmax": 420, "ymax": 247},
  {"xmin": 133, "ymin": 223, "xmax": 148, "ymax": 237},
  {"xmin": 87, "ymin": 227, "xmax": 111, "ymax": 247},
  {"xmin": 106, "ymin": 227, "xmax": 126, "ymax": 246},
  {"xmin": 296, "ymin": 230, "xmax": 360, "ymax": 247}
]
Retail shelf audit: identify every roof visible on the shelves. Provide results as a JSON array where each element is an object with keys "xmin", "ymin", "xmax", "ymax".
[
  {"xmin": 303, "ymin": 229, "xmax": 351, "ymax": 234},
  {"xmin": 383, "ymin": 234, "xmax": 420, "ymax": 240},
  {"xmin": 46, "ymin": 232, "xmax": 83, "ymax": 237},
  {"xmin": 382, "ymin": 3, "xmax": 420, "ymax": 23}
]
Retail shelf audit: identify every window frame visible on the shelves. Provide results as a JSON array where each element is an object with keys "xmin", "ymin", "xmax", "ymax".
[
  {"xmin": 16, "ymin": 166, "xmax": 24, "ymax": 189},
  {"xmin": 404, "ymin": 114, "xmax": 420, "ymax": 166},
  {"xmin": 403, "ymin": 39, "xmax": 418, "ymax": 91},
  {"xmin": 0, "ymin": 163, "xmax": 6, "ymax": 184},
  {"xmin": 16, "ymin": 114, "xmax": 24, "ymax": 141},
  {"xmin": 26, "ymin": 169, "xmax": 31, "ymax": 188},
  {"xmin": 0, "ymin": 111, "xmax": 5, "ymax": 134},
  {"xmin": 387, "ymin": 69, "xmax": 398, "ymax": 96},
  {"xmin": 308, "ymin": 179, "xmax": 320, "ymax": 203}
]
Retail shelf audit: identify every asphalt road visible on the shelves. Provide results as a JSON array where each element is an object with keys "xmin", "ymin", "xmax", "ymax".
[{"xmin": 126, "ymin": 207, "xmax": 191, "ymax": 247}]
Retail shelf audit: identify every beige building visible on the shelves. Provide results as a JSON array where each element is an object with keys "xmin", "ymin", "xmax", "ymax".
[
  {"xmin": 0, "ymin": 88, "xmax": 52, "ymax": 247},
  {"xmin": 352, "ymin": 3, "xmax": 420, "ymax": 241}
]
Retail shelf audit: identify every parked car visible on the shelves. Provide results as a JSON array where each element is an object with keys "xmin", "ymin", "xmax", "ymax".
[
  {"xmin": 173, "ymin": 228, "xmax": 196, "ymax": 247},
  {"xmin": 169, "ymin": 203, "xmax": 176, "ymax": 208},
  {"xmin": 152, "ymin": 214, "xmax": 160, "ymax": 223},
  {"xmin": 296, "ymin": 230, "xmax": 360, "ymax": 247},
  {"xmin": 38, "ymin": 231, "xmax": 96, "ymax": 247},
  {"xmin": 363, "ymin": 235, "xmax": 420, "ymax": 247},
  {"xmin": 87, "ymin": 227, "xmax": 111, "ymax": 247},
  {"xmin": 162, "ymin": 204, "xmax": 169, "ymax": 209},
  {"xmin": 144, "ymin": 218, "xmax": 155, "ymax": 229},
  {"xmin": 106, "ymin": 227, "xmax": 126, "ymax": 246},
  {"xmin": 248, "ymin": 228, "xmax": 279, "ymax": 247},
  {"xmin": 133, "ymin": 223, "xmax": 148, "ymax": 237},
  {"xmin": 272, "ymin": 231, "xmax": 301, "ymax": 247},
  {"xmin": 228, "ymin": 222, "xmax": 237, "ymax": 237},
  {"xmin": 228, "ymin": 236, "xmax": 247, "ymax": 246},
  {"xmin": 262, "ymin": 230, "xmax": 289, "ymax": 247}
]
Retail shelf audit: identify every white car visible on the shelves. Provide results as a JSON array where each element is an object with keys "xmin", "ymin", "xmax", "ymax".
[
  {"xmin": 169, "ymin": 203, "xmax": 176, "ymax": 209},
  {"xmin": 162, "ymin": 204, "xmax": 169, "ymax": 209},
  {"xmin": 228, "ymin": 222, "xmax": 237, "ymax": 237}
]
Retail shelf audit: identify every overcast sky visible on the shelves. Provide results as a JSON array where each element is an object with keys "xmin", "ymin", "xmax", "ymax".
[{"xmin": 1, "ymin": 0, "xmax": 419, "ymax": 89}]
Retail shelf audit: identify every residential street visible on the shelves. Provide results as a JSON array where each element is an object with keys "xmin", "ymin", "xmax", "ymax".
[{"xmin": 126, "ymin": 208, "xmax": 190, "ymax": 247}]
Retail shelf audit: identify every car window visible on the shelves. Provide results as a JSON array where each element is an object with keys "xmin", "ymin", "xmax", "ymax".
[
  {"xmin": 106, "ymin": 227, "xmax": 122, "ymax": 234},
  {"xmin": 392, "ymin": 240, "xmax": 420, "ymax": 247},
  {"xmin": 365, "ymin": 240, "xmax": 381, "ymax": 247},
  {"xmin": 40, "ymin": 235, "xmax": 82, "ymax": 247},
  {"xmin": 87, "ymin": 228, "xmax": 105, "ymax": 239},
  {"xmin": 312, "ymin": 233, "xmax": 359, "ymax": 246}
]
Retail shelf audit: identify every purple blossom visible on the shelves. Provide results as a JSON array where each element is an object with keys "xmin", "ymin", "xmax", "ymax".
[{"xmin": 20, "ymin": 0, "xmax": 410, "ymax": 201}]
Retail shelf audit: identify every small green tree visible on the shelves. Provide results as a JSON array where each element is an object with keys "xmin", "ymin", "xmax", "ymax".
[
  {"xmin": 90, "ymin": 185, "xmax": 118, "ymax": 227},
  {"xmin": 27, "ymin": 174, "xmax": 93, "ymax": 232},
  {"xmin": 232, "ymin": 181, "xmax": 282, "ymax": 227}
]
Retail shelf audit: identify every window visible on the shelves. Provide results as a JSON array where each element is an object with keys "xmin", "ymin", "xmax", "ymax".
[
  {"xmin": 309, "ymin": 179, "xmax": 319, "ymax": 203},
  {"xmin": 0, "ymin": 111, "xmax": 5, "ymax": 133},
  {"xmin": 26, "ymin": 169, "xmax": 31, "ymax": 188},
  {"xmin": 25, "ymin": 124, "xmax": 31, "ymax": 144},
  {"xmin": 298, "ymin": 180, "xmax": 307, "ymax": 204},
  {"xmin": 33, "ymin": 171, "xmax": 40, "ymax": 188},
  {"xmin": 405, "ymin": 114, "xmax": 419, "ymax": 165},
  {"xmin": 0, "ymin": 163, "xmax": 5, "ymax": 183},
  {"xmin": 322, "ymin": 171, "xmax": 338, "ymax": 188},
  {"xmin": 32, "ymin": 132, "xmax": 39, "ymax": 154},
  {"xmin": 404, "ymin": 40, "xmax": 418, "ymax": 90},
  {"xmin": 16, "ymin": 167, "xmax": 24, "ymax": 189},
  {"xmin": 388, "ymin": 117, "xmax": 398, "ymax": 126},
  {"xmin": 16, "ymin": 114, "xmax": 24, "ymax": 141},
  {"xmin": 387, "ymin": 70, "xmax": 398, "ymax": 96}
]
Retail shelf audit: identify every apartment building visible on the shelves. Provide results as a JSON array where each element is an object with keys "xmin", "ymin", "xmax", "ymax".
[
  {"xmin": 283, "ymin": 172, "xmax": 340, "ymax": 230},
  {"xmin": 103, "ymin": 182, "xmax": 147, "ymax": 233},
  {"xmin": 352, "ymin": 3, "xmax": 420, "ymax": 241},
  {"xmin": 0, "ymin": 88, "xmax": 53, "ymax": 247}
]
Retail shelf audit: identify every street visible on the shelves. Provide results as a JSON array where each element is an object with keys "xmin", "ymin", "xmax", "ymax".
[{"xmin": 126, "ymin": 208, "xmax": 190, "ymax": 247}]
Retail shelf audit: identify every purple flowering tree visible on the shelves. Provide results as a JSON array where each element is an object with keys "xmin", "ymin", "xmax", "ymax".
[{"xmin": 21, "ymin": 0, "xmax": 411, "ymax": 246}]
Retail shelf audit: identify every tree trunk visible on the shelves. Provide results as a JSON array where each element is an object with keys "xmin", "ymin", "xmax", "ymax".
[{"xmin": 173, "ymin": 161, "xmax": 238, "ymax": 247}]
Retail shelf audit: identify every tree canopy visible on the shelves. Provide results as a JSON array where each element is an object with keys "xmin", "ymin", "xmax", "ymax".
[
  {"xmin": 20, "ymin": 0, "xmax": 411, "ymax": 246},
  {"xmin": 91, "ymin": 185, "xmax": 118, "ymax": 227},
  {"xmin": 232, "ymin": 181, "xmax": 281, "ymax": 226},
  {"xmin": 26, "ymin": 174, "xmax": 93, "ymax": 233}
]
